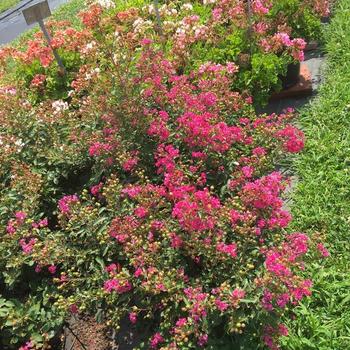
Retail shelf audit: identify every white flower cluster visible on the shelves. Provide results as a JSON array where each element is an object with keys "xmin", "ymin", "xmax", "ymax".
[
  {"xmin": 145, "ymin": 4, "xmax": 178, "ymax": 17},
  {"xmin": 203, "ymin": 0, "xmax": 217, "ymax": 5},
  {"xmin": 163, "ymin": 20, "xmax": 176, "ymax": 31},
  {"xmin": 181, "ymin": 3, "xmax": 194, "ymax": 11},
  {"xmin": 159, "ymin": 4, "xmax": 178, "ymax": 16},
  {"xmin": 85, "ymin": 68, "xmax": 100, "ymax": 81},
  {"xmin": 81, "ymin": 41, "xmax": 97, "ymax": 55},
  {"xmin": 0, "ymin": 136, "xmax": 24, "ymax": 153},
  {"xmin": 133, "ymin": 17, "xmax": 153, "ymax": 34},
  {"xmin": 52, "ymin": 100, "xmax": 69, "ymax": 115},
  {"xmin": 0, "ymin": 86, "xmax": 16, "ymax": 95},
  {"xmin": 96, "ymin": 0, "xmax": 115, "ymax": 9},
  {"xmin": 175, "ymin": 15, "xmax": 208, "ymax": 42},
  {"xmin": 14, "ymin": 138, "xmax": 25, "ymax": 149}
]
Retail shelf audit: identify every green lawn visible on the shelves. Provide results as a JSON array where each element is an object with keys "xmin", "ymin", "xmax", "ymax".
[
  {"xmin": 0, "ymin": 0, "xmax": 21, "ymax": 14},
  {"xmin": 281, "ymin": 0, "xmax": 350, "ymax": 349}
]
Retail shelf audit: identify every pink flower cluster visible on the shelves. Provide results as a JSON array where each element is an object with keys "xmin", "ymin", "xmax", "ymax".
[
  {"xmin": 260, "ymin": 233, "xmax": 312, "ymax": 315},
  {"xmin": 103, "ymin": 278, "xmax": 133, "ymax": 293},
  {"xmin": 317, "ymin": 243, "xmax": 330, "ymax": 257},
  {"xmin": 19, "ymin": 341, "xmax": 34, "ymax": 350},
  {"xmin": 172, "ymin": 189, "xmax": 221, "ymax": 232},
  {"xmin": 30, "ymin": 74, "xmax": 46, "ymax": 88},
  {"xmin": 129, "ymin": 312, "xmax": 137, "ymax": 324},
  {"xmin": 147, "ymin": 110, "xmax": 170, "ymax": 141},
  {"xmin": 276, "ymin": 125, "xmax": 305, "ymax": 153},
  {"xmin": 252, "ymin": 0, "xmax": 272, "ymax": 15},
  {"xmin": 197, "ymin": 334, "xmax": 208, "ymax": 347},
  {"xmin": 150, "ymin": 332, "xmax": 164, "ymax": 349},
  {"xmin": 88, "ymin": 141, "xmax": 113, "ymax": 157},
  {"xmin": 90, "ymin": 182, "xmax": 103, "ymax": 197},
  {"xmin": 6, "ymin": 211, "xmax": 27, "ymax": 235},
  {"xmin": 261, "ymin": 33, "xmax": 306, "ymax": 61},
  {"xmin": 19, "ymin": 238, "xmax": 37, "ymax": 255},
  {"xmin": 263, "ymin": 324, "xmax": 289, "ymax": 350},
  {"xmin": 184, "ymin": 287, "xmax": 209, "ymax": 322},
  {"xmin": 177, "ymin": 112, "xmax": 243, "ymax": 152},
  {"xmin": 216, "ymin": 242, "xmax": 237, "ymax": 258},
  {"xmin": 58, "ymin": 194, "xmax": 79, "ymax": 214},
  {"xmin": 242, "ymin": 172, "xmax": 285, "ymax": 210}
]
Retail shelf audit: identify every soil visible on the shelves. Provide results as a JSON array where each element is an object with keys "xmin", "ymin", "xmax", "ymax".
[
  {"xmin": 63, "ymin": 316, "xmax": 110, "ymax": 350},
  {"xmin": 61, "ymin": 314, "xmax": 150, "ymax": 350}
]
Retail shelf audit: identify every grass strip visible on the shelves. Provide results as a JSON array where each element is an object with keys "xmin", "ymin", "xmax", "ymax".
[
  {"xmin": 282, "ymin": 1, "xmax": 350, "ymax": 349},
  {"xmin": 0, "ymin": 0, "xmax": 21, "ymax": 14}
]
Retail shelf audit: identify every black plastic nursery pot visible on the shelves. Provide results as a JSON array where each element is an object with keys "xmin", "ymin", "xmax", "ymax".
[{"xmin": 280, "ymin": 62, "xmax": 301, "ymax": 90}]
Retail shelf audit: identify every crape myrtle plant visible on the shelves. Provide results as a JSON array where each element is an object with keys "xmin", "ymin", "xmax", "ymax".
[{"xmin": 0, "ymin": 1, "xmax": 329, "ymax": 349}]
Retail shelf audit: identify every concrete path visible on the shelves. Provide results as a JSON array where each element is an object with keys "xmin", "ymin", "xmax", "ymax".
[
  {"xmin": 258, "ymin": 49, "xmax": 327, "ymax": 212},
  {"xmin": 0, "ymin": 0, "xmax": 70, "ymax": 45}
]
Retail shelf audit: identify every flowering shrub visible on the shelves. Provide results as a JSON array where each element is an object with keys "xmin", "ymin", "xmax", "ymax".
[
  {"xmin": 1, "ymin": 0, "xmax": 329, "ymax": 106},
  {"xmin": 0, "ymin": 1, "xmax": 328, "ymax": 349},
  {"xmin": 105, "ymin": 0, "xmax": 326, "ymax": 103}
]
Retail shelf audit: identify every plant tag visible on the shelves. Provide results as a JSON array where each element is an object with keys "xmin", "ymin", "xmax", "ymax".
[{"xmin": 23, "ymin": 0, "xmax": 51, "ymax": 25}]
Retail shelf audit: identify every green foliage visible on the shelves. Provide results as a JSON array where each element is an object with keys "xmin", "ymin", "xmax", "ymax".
[
  {"xmin": 240, "ymin": 53, "xmax": 287, "ymax": 105},
  {"xmin": 0, "ymin": 293, "xmax": 64, "ymax": 347},
  {"xmin": 269, "ymin": 0, "xmax": 324, "ymax": 41},
  {"xmin": 294, "ymin": 9, "xmax": 323, "ymax": 41},
  {"xmin": 191, "ymin": 29, "xmax": 246, "ymax": 68},
  {"xmin": 28, "ymin": 52, "xmax": 81, "ymax": 101}
]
